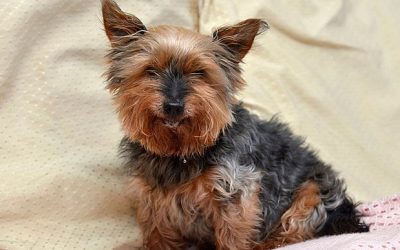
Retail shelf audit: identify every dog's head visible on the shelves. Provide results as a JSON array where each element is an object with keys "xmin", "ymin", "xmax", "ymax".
[{"xmin": 102, "ymin": 0, "xmax": 268, "ymax": 157}]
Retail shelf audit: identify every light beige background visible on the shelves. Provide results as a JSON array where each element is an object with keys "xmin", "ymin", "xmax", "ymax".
[{"xmin": 0, "ymin": 0, "xmax": 399, "ymax": 249}]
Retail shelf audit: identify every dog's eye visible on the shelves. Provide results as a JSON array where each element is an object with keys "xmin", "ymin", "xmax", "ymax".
[
  {"xmin": 192, "ymin": 70, "xmax": 205, "ymax": 77},
  {"xmin": 146, "ymin": 67, "xmax": 158, "ymax": 77}
]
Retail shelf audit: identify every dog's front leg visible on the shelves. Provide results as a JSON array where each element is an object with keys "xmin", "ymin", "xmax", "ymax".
[
  {"xmin": 212, "ymin": 191, "xmax": 262, "ymax": 250},
  {"xmin": 143, "ymin": 226, "xmax": 187, "ymax": 250}
]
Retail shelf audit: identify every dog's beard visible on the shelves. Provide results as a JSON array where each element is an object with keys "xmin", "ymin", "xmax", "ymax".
[
  {"xmin": 119, "ymin": 100, "xmax": 231, "ymax": 157},
  {"xmin": 125, "ymin": 113, "xmax": 224, "ymax": 157}
]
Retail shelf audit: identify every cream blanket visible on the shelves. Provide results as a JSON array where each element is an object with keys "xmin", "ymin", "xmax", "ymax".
[{"xmin": 1, "ymin": 0, "xmax": 399, "ymax": 249}]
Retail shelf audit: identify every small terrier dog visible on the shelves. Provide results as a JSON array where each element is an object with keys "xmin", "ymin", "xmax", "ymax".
[{"xmin": 102, "ymin": 0, "xmax": 368, "ymax": 249}]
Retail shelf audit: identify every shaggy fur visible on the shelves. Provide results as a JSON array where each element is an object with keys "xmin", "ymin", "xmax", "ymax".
[{"xmin": 102, "ymin": 0, "xmax": 369, "ymax": 249}]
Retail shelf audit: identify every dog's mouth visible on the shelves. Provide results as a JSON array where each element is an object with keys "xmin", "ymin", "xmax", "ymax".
[{"xmin": 162, "ymin": 117, "xmax": 187, "ymax": 128}]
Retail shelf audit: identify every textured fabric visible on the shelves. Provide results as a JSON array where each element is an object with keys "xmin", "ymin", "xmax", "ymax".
[
  {"xmin": 277, "ymin": 194, "xmax": 400, "ymax": 250},
  {"xmin": 278, "ymin": 228, "xmax": 400, "ymax": 250},
  {"xmin": 359, "ymin": 194, "xmax": 400, "ymax": 232},
  {"xmin": 0, "ymin": 0, "xmax": 399, "ymax": 249}
]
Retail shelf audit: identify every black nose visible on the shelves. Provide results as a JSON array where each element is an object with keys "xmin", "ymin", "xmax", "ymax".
[{"xmin": 163, "ymin": 101, "xmax": 184, "ymax": 117}]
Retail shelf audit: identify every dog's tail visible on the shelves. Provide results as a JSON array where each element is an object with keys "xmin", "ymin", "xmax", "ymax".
[{"xmin": 316, "ymin": 197, "xmax": 369, "ymax": 236}]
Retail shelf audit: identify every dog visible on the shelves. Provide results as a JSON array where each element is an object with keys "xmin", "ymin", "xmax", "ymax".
[{"xmin": 101, "ymin": 0, "xmax": 369, "ymax": 249}]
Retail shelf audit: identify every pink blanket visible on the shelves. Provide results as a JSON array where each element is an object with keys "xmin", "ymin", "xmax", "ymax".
[{"xmin": 279, "ymin": 195, "xmax": 400, "ymax": 250}]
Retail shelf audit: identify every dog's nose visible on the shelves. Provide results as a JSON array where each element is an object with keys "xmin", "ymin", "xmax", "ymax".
[{"xmin": 163, "ymin": 101, "xmax": 184, "ymax": 117}]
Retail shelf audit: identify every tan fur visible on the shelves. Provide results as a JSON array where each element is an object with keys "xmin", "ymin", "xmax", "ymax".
[
  {"xmin": 129, "ymin": 167, "xmax": 262, "ymax": 250},
  {"xmin": 107, "ymin": 27, "xmax": 235, "ymax": 157},
  {"xmin": 255, "ymin": 181, "xmax": 322, "ymax": 249},
  {"xmin": 102, "ymin": 1, "xmax": 267, "ymax": 158}
]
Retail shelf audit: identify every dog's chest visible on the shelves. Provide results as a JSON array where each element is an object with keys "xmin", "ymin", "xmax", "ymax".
[
  {"xmin": 130, "ymin": 171, "xmax": 219, "ymax": 241},
  {"xmin": 129, "ymin": 163, "xmax": 262, "ymax": 241}
]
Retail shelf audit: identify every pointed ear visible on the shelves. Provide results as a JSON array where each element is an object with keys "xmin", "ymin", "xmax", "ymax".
[
  {"xmin": 213, "ymin": 19, "xmax": 269, "ymax": 60},
  {"xmin": 102, "ymin": 0, "xmax": 147, "ymax": 43}
]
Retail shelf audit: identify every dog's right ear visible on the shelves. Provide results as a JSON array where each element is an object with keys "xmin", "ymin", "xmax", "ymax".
[
  {"xmin": 213, "ymin": 19, "xmax": 268, "ymax": 60},
  {"xmin": 102, "ymin": 0, "xmax": 146, "ymax": 44}
]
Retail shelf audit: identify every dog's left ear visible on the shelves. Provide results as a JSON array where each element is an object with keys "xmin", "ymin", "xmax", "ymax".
[
  {"xmin": 102, "ymin": 0, "xmax": 147, "ymax": 44},
  {"xmin": 213, "ymin": 19, "xmax": 268, "ymax": 60}
]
